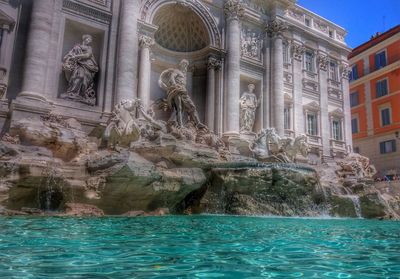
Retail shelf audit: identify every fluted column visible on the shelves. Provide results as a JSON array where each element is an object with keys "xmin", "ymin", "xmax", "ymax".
[
  {"xmin": 317, "ymin": 52, "xmax": 330, "ymax": 158},
  {"xmin": 341, "ymin": 64, "xmax": 353, "ymax": 152},
  {"xmin": 206, "ymin": 57, "xmax": 221, "ymax": 131},
  {"xmin": 266, "ymin": 18, "xmax": 287, "ymax": 136},
  {"xmin": 224, "ymin": 0, "xmax": 244, "ymax": 134},
  {"xmin": 116, "ymin": 0, "xmax": 139, "ymax": 102},
  {"xmin": 138, "ymin": 35, "xmax": 154, "ymax": 110},
  {"xmin": 21, "ymin": 0, "xmax": 54, "ymax": 97}
]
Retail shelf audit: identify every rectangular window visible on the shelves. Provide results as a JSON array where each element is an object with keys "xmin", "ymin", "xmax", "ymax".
[
  {"xmin": 305, "ymin": 51, "xmax": 314, "ymax": 72},
  {"xmin": 307, "ymin": 113, "xmax": 318, "ymax": 136},
  {"xmin": 350, "ymin": 65, "xmax": 358, "ymax": 81},
  {"xmin": 376, "ymin": 79, "xmax": 388, "ymax": 98},
  {"xmin": 284, "ymin": 107, "xmax": 291, "ymax": 130},
  {"xmin": 381, "ymin": 108, "xmax": 391, "ymax": 126},
  {"xmin": 329, "ymin": 61, "xmax": 338, "ymax": 81},
  {"xmin": 332, "ymin": 119, "xmax": 342, "ymax": 141},
  {"xmin": 375, "ymin": 50, "xmax": 387, "ymax": 70},
  {"xmin": 305, "ymin": 18, "xmax": 310, "ymax": 27},
  {"xmin": 380, "ymin": 140, "xmax": 396, "ymax": 154},
  {"xmin": 350, "ymin": 92, "xmax": 359, "ymax": 107},
  {"xmin": 353, "ymin": 147, "xmax": 360, "ymax": 153},
  {"xmin": 351, "ymin": 118, "xmax": 358, "ymax": 134},
  {"xmin": 283, "ymin": 43, "xmax": 289, "ymax": 64}
]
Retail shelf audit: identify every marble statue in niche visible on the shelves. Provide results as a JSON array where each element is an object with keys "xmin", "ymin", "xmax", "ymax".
[
  {"xmin": 239, "ymin": 83, "xmax": 259, "ymax": 133},
  {"xmin": 61, "ymin": 34, "xmax": 99, "ymax": 106},
  {"xmin": 158, "ymin": 59, "xmax": 204, "ymax": 128},
  {"xmin": 241, "ymin": 29, "xmax": 261, "ymax": 60}
]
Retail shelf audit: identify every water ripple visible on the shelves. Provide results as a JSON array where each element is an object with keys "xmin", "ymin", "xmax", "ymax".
[{"xmin": 0, "ymin": 216, "xmax": 399, "ymax": 278}]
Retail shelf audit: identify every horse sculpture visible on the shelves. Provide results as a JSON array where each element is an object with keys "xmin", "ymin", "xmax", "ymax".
[
  {"xmin": 103, "ymin": 99, "xmax": 142, "ymax": 147},
  {"xmin": 250, "ymin": 128, "xmax": 309, "ymax": 163}
]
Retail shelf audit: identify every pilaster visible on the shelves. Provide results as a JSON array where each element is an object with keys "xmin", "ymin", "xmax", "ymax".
[
  {"xmin": 292, "ymin": 41, "xmax": 305, "ymax": 135},
  {"xmin": 223, "ymin": 0, "xmax": 244, "ymax": 134},
  {"xmin": 317, "ymin": 51, "xmax": 330, "ymax": 158},
  {"xmin": 266, "ymin": 17, "xmax": 287, "ymax": 136}
]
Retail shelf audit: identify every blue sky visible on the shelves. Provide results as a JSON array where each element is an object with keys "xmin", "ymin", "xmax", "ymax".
[{"xmin": 297, "ymin": 0, "xmax": 400, "ymax": 48}]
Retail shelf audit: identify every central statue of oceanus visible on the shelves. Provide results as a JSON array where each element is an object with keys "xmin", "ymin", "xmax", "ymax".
[{"xmin": 158, "ymin": 60, "xmax": 204, "ymax": 128}]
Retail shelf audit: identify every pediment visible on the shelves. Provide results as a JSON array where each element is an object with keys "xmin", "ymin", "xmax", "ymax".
[
  {"xmin": 303, "ymin": 101, "xmax": 320, "ymax": 111},
  {"xmin": 329, "ymin": 108, "xmax": 344, "ymax": 118}
]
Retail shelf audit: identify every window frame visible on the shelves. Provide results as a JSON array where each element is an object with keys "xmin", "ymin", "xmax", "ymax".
[
  {"xmin": 304, "ymin": 50, "xmax": 314, "ymax": 72},
  {"xmin": 331, "ymin": 118, "xmax": 343, "ymax": 141},
  {"xmin": 379, "ymin": 106, "xmax": 392, "ymax": 127},
  {"xmin": 306, "ymin": 111, "xmax": 319, "ymax": 136},
  {"xmin": 350, "ymin": 91, "xmax": 359, "ymax": 107},
  {"xmin": 351, "ymin": 117, "xmax": 359, "ymax": 134},
  {"xmin": 376, "ymin": 77, "xmax": 389, "ymax": 98},
  {"xmin": 380, "ymin": 140, "xmax": 396, "ymax": 154},
  {"xmin": 328, "ymin": 60, "xmax": 339, "ymax": 81},
  {"xmin": 375, "ymin": 49, "xmax": 387, "ymax": 70}
]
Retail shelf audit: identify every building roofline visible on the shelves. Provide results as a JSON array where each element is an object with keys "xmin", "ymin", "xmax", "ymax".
[
  {"xmin": 294, "ymin": 4, "xmax": 347, "ymax": 33},
  {"xmin": 349, "ymin": 24, "xmax": 400, "ymax": 59}
]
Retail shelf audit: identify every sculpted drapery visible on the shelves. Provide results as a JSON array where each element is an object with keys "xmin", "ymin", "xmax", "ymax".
[{"xmin": 62, "ymin": 34, "xmax": 99, "ymax": 106}]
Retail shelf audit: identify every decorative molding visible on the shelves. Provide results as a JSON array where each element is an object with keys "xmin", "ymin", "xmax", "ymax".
[
  {"xmin": 284, "ymin": 72, "xmax": 293, "ymax": 84},
  {"xmin": 329, "ymin": 108, "xmax": 344, "ymax": 118},
  {"xmin": 62, "ymin": 0, "xmax": 112, "ymax": 24},
  {"xmin": 340, "ymin": 63, "xmax": 351, "ymax": 79},
  {"xmin": 139, "ymin": 34, "xmax": 155, "ymax": 49},
  {"xmin": 302, "ymin": 79, "xmax": 318, "ymax": 92},
  {"xmin": 317, "ymin": 54, "xmax": 328, "ymax": 71},
  {"xmin": 291, "ymin": 42, "xmax": 305, "ymax": 61},
  {"xmin": 224, "ymin": 0, "xmax": 245, "ymax": 20},
  {"xmin": 207, "ymin": 56, "xmax": 222, "ymax": 70},
  {"xmin": 303, "ymin": 101, "xmax": 320, "ymax": 112},
  {"xmin": 241, "ymin": 27, "xmax": 262, "ymax": 61},
  {"xmin": 265, "ymin": 18, "xmax": 287, "ymax": 38}
]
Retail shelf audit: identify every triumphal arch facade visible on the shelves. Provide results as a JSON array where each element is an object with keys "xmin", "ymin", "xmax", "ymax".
[{"xmin": 0, "ymin": 0, "xmax": 352, "ymax": 162}]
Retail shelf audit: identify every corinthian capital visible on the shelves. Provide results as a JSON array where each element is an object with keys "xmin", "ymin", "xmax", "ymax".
[
  {"xmin": 224, "ymin": 0, "xmax": 245, "ymax": 20},
  {"xmin": 207, "ymin": 56, "xmax": 222, "ymax": 70},
  {"xmin": 139, "ymin": 35, "xmax": 155, "ymax": 49},
  {"xmin": 265, "ymin": 18, "xmax": 288, "ymax": 37},
  {"xmin": 317, "ymin": 54, "xmax": 328, "ymax": 71}
]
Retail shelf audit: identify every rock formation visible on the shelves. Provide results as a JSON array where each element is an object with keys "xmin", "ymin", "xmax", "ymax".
[{"xmin": 0, "ymin": 70, "xmax": 397, "ymax": 220}]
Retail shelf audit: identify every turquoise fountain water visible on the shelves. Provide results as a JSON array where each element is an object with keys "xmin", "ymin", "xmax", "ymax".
[{"xmin": 0, "ymin": 216, "xmax": 399, "ymax": 278}]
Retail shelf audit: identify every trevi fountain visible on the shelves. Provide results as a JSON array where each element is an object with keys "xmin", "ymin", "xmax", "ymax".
[{"xmin": 0, "ymin": 0, "xmax": 399, "ymax": 277}]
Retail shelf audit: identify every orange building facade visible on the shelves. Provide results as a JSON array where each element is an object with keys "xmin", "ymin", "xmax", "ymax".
[{"xmin": 348, "ymin": 25, "xmax": 400, "ymax": 177}]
